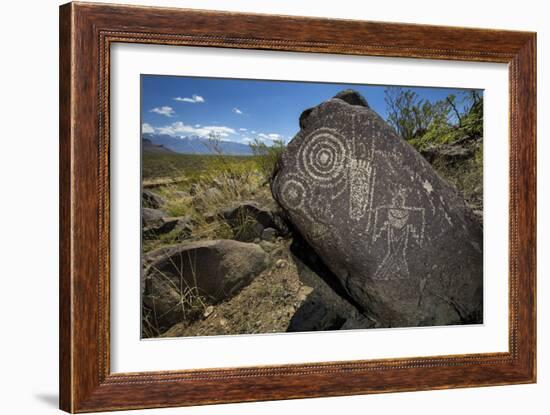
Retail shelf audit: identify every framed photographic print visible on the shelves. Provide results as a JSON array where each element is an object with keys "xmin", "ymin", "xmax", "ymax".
[{"xmin": 59, "ymin": 2, "xmax": 536, "ymax": 412}]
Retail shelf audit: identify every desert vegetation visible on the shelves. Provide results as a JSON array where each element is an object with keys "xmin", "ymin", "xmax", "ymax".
[{"xmin": 385, "ymin": 87, "xmax": 484, "ymax": 216}]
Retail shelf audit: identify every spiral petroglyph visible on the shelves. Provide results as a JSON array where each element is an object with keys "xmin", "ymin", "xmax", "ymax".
[{"xmin": 298, "ymin": 128, "xmax": 349, "ymax": 186}]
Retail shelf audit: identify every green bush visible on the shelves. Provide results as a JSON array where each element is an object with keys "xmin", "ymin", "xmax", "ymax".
[{"xmin": 248, "ymin": 138, "xmax": 286, "ymax": 181}]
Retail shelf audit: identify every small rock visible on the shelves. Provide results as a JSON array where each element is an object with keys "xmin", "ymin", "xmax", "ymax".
[
  {"xmin": 259, "ymin": 241, "xmax": 276, "ymax": 253},
  {"xmin": 334, "ymin": 88, "xmax": 370, "ymax": 108},
  {"xmin": 173, "ymin": 216, "xmax": 194, "ymax": 241},
  {"xmin": 142, "ymin": 208, "xmax": 179, "ymax": 239},
  {"xmin": 420, "ymin": 143, "xmax": 473, "ymax": 163},
  {"xmin": 142, "ymin": 190, "xmax": 165, "ymax": 209},
  {"xmin": 203, "ymin": 305, "xmax": 214, "ymax": 318},
  {"xmin": 276, "ymin": 259, "xmax": 288, "ymax": 269},
  {"xmin": 297, "ymin": 285, "xmax": 314, "ymax": 302},
  {"xmin": 142, "ymin": 207, "xmax": 164, "ymax": 227},
  {"xmin": 261, "ymin": 227, "xmax": 277, "ymax": 242},
  {"xmin": 222, "ymin": 202, "xmax": 290, "ymax": 240}
]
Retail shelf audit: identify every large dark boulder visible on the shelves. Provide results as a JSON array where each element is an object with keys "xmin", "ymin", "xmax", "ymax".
[
  {"xmin": 271, "ymin": 90, "xmax": 483, "ymax": 328},
  {"xmin": 143, "ymin": 240, "xmax": 270, "ymax": 331}
]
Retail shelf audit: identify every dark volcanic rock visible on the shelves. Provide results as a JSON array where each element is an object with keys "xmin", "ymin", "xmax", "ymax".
[
  {"xmin": 288, "ymin": 253, "xmax": 375, "ymax": 332},
  {"xmin": 142, "ymin": 190, "xmax": 165, "ymax": 209},
  {"xmin": 143, "ymin": 240, "xmax": 270, "ymax": 331},
  {"xmin": 170, "ymin": 216, "xmax": 195, "ymax": 241},
  {"xmin": 261, "ymin": 227, "xmax": 278, "ymax": 242},
  {"xmin": 142, "ymin": 208, "xmax": 179, "ymax": 239},
  {"xmin": 420, "ymin": 143, "xmax": 474, "ymax": 163},
  {"xmin": 271, "ymin": 90, "xmax": 483, "ymax": 328},
  {"xmin": 334, "ymin": 89, "xmax": 370, "ymax": 108},
  {"xmin": 222, "ymin": 202, "xmax": 289, "ymax": 241}
]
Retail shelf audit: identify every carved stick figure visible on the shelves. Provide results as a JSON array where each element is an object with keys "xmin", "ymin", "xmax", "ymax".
[{"xmin": 372, "ymin": 191, "xmax": 425, "ymax": 280}]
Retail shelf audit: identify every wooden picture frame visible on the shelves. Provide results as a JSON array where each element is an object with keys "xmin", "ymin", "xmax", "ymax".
[{"xmin": 59, "ymin": 2, "xmax": 536, "ymax": 412}]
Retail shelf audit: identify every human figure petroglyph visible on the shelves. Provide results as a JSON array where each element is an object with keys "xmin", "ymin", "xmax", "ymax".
[{"xmin": 372, "ymin": 190, "xmax": 426, "ymax": 281}]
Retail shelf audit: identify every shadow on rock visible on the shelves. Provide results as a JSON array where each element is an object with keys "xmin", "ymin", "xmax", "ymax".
[{"xmin": 287, "ymin": 232, "xmax": 376, "ymax": 332}]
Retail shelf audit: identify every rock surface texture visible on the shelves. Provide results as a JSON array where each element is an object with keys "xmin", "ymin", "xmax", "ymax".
[
  {"xmin": 271, "ymin": 91, "xmax": 483, "ymax": 328},
  {"xmin": 142, "ymin": 190, "xmax": 165, "ymax": 209}
]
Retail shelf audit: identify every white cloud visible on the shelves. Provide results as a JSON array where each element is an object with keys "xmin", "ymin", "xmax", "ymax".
[
  {"xmin": 257, "ymin": 132, "xmax": 281, "ymax": 141},
  {"xmin": 154, "ymin": 121, "xmax": 236, "ymax": 138},
  {"xmin": 232, "ymin": 107, "xmax": 243, "ymax": 115},
  {"xmin": 141, "ymin": 123, "xmax": 155, "ymax": 134},
  {"xmin": 239, "ymin": 128, "xmax": 247, "ymax": 131},
  {"xmin": 174, "ymin": 94, "xmax": 205, "ymax": 104},
  {"xmin": 149, "ymin": 106, "xmax": 175, "ymax": 117}
]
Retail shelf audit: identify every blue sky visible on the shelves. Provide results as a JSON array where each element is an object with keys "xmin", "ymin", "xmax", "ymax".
[{"xmin": 141, "ymin": 75, "xmax": 481, "ymax": 145}]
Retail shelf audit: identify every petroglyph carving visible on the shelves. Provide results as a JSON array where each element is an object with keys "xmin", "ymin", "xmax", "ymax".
[
  {"xmin": 349, "ymin": 158, "xmax": 376, "ymax": 222},
  {"xmin": 272, "ymin": 90, "xmax": 483, "ymax": 327},
  {"xmin": 283, "ymin": 120, "xmax": 377, "ymax": 222},
  {"xmin": 372, "ymin": 190, "xmax": 425, "ymax": 281},
  {"xmin": 279, "ymin": 176, "xmax": 307, "ymax": 212},
  {"xmin": 298, "ymin": 128, "xmax": 348, "ymax": 186}
]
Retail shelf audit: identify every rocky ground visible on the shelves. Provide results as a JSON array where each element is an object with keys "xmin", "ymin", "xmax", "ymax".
[{"xmin": 141, "ymin": 164, "xmax": 372, "ymax": 338}]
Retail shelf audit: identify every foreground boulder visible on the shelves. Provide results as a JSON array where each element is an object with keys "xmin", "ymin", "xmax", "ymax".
[
  {"xmin": 143, "ymin": 240, "xmax": 270, "ymax": 331},
  {"xmin": 271, "ymin": 90, "xmax": 483, "ymax": 328}
]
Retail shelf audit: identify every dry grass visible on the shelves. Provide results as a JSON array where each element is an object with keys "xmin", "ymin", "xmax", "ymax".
[
  {"xmin": 160, "ymin": 240, "xmax": 309, "ymax": 338},
  {"xmin": 142, "ymin": 251, "xmax": 211, "ymax": 337},
  {"xmin": 143, "ymin": 167, "xmax": 272, "ymax": 251},
  {"xmin": 142, "ymin": 149, "xmax": 286, "ymax": 336}
]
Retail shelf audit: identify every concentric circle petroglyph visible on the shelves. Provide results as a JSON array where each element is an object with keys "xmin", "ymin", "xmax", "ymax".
[
  {"xmin": 280, "ymin": 178, "xmax": 306, "ymax": 211},
  {"xmin": 298, "ymin": 128, "xmax": 348, "ymax": 185}
]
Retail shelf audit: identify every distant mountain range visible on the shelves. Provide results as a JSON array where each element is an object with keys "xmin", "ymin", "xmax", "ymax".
[
  {"xmin": 142, "ymin": 138, "xmax": 173, "ymax": 154},
  {"xmin": 143, "ymin": 133, "xmax": 253, "ymax": 155}
]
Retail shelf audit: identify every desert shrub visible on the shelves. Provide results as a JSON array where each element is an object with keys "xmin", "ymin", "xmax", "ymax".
[
  {"xmin": 387, "ymin": 88, "xmax": 484, "ymax": 213},
  {"xmin": 385, "ymin": 88, "xmax": 483, "ymax": 147},
  {"xmin": 248, "ymin": 138, "xmax": 285, "ymax": 181}
]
